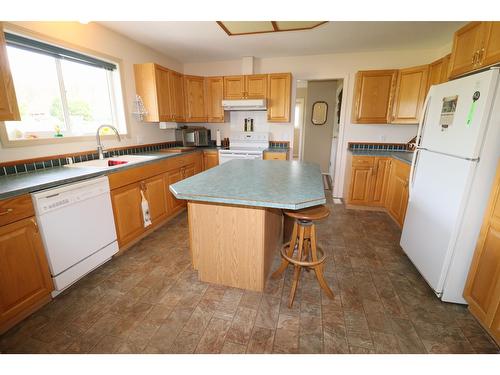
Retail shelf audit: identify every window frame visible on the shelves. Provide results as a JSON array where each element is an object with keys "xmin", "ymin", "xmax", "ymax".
[{"xmin": 0, "ymin": 24, "xmax": 130, "ymax": 148}]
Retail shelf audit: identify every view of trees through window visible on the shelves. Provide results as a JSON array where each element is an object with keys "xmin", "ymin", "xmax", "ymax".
[{"xmin": 5, "ymin": 45, "xmax": 125, "ymax": 140}]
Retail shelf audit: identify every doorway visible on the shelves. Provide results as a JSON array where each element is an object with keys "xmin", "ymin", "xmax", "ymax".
[{"xmin": 295, "ymin": 79, "xmax": 344, "ymax": 189}]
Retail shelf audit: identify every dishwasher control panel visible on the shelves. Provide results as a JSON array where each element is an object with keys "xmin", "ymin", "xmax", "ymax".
[{"xmin": 31, "ymin": 176, "xmax": 110, "ymax": 216}]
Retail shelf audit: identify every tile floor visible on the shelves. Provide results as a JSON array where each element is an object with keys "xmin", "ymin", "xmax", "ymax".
[{"xmin": 1, "ymin": 197, "xmax": 498, "ymax": 354}]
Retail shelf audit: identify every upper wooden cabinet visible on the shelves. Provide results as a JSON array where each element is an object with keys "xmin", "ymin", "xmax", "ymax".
[
  {"xmin": 464, "ymin": 159, "xmax": 500, "ymax": 345},
  {"xmin": 169, "ymin": 70, "xmax": 186, "ymax": 122},
  {"xmin": 427, "ymin": 54, "xmax": 450, "ymax": 90},
  {"xmin": 223, "ymin": 74, "xmax": 267, "ymax": 99},
  {"xmin": 134, "ymin": 63, "xmax": 173, "ymax": 122},
  {"xmin": 352, "ymin": 70, "xmax": 397, "ymax": 124},
  {"xmin": 184, "ymin": 75, "xmax": 207, "ymax": 122},
  {"xmin": 480, "ymin": 22, "xmax": 500, "ymax": 69},
  {"xmin": 267, "ymin": 73, "xmax": 291, "ymax": 123},
  {"xmin": 245, "ymin": 74, "xmax": 268, "ymax": 99},
  {"xmin": 449, "ymin": 22, "xmax": 500, "ymax": 79},
  {"xmin": 391, "ymin": 64, "xmax": 429, "ymax": 125},
  {"xmin": 223, "ymin": 75, "xmax": 245, "ymax": 99},
  {"xmin": 0, "ymin": 24, "xmax": 20, "ymax": 121},
  {"xmin": 205, "ymin": 77, "xmax": 225, "ymax": 123}
]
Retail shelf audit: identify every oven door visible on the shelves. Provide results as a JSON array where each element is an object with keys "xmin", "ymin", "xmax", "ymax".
[
  {"xmin": 219, "ymin": 151, "xmax": 263, "ymax": 164},
  {"xmin": 183, "ymin": 131, "xmax": 196, "ymax": 146}
]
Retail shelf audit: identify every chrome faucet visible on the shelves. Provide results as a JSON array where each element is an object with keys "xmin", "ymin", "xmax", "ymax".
[{"xmin": 96, "ymin": 125, "xmax": 121, "ymax": 160}]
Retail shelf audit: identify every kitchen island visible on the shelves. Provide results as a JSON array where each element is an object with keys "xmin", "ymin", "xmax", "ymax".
[{"xmin": 170, "ymin": 159, "xmax": 326, "ymax": 291}]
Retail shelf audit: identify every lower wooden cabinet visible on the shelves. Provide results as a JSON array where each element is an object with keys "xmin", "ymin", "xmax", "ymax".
[
  {"xmin": 263, "ymin": 151, "xmax": 288, "ymax": 160},
  {"xmin": 385, "ymin": 159, "xmax": 410, "ymax": 226},
  {"xmin": 110, "ymin": 152, "xmax": 203, "ymax": 248},
  {"xmin": 111, "ymin": 182, "xmax": 145, "ymax": 247},
  {"xmin": 464, "ymin": 159, "xmax": 500, "ymax": 345},
  {"xmin": 347, "ymin": 155, "xmax": 410, "ymax": 227},
  {"xmin": 203, "ymin": 150, "xmax": 219, "ymax": 170},
  {"xmin": 165, "ymin": 167, "xmax": 186, "ymax": 214},
  {"xmin": 0, "ymin": 216, "xmax": 53, "ymax": 334},
  {"xmin": 144, "ymin": 175, "xmax": 168, "ymax": 224}
]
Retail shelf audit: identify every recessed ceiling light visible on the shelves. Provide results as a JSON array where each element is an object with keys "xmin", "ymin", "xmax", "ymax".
[{"xmin": 217, "ymin": 21, "xmax": 327, "ymax": 36}]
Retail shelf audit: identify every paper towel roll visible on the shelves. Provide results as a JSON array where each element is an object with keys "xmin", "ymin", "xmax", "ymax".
[{"xmin": 216, "ymin": 129, "xmax": 221, "ymax": 147}]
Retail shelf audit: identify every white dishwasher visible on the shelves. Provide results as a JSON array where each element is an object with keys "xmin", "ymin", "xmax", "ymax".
[{"xmin": 31, "ymin": 176, "xmax": 118, "ymax": 296}]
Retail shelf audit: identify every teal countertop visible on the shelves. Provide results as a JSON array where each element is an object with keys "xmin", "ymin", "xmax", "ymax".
[
  {"xmin": 0, "ymin": 150, "xmax": 200, "ymax": 200},
  {"xmin": 170, "ymin": 159, "xmax": 326, "ymax": 210},
  {"xmin": 350, "ymin": 150, "xmax": 413, "ymax": 165},
  {"xmin": 264, "ymin": 147, "xmax": 289, "ymax": 153}
]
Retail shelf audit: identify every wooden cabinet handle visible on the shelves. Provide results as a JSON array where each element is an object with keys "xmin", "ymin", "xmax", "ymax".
[
  {"xmin": 0, "ymin": 208, "xmax": 13, "ymax": 216},
  {"xmin": 478, "ymin": 48, "xmax": 485, "ymax": 65},
  {"xmin": 31, "ymin": 218, "xmax": 39, "ymax": 233}
]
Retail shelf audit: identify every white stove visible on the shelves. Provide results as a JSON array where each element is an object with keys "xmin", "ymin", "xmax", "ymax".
[{"xmin": 219, "ymin": 132, "xmax": 269, "ymax": 164}]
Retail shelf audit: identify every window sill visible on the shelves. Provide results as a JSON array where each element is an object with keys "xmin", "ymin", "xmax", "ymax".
[{"xmin": 0, "ymin": 126, "xmax": 130, "ymax": 148}]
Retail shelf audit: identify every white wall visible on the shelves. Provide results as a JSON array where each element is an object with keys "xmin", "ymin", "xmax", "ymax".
[
  {"xmin": 184, "ymin": 47, "xmax": 449, "ymax": 197},
  {"xmin": 0, "ymin": 21, "xmax": 181, "ymax": 162}
]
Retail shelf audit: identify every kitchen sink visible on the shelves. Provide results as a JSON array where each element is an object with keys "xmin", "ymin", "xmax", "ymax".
[{"xmin": 64, "ymin": 155, "xmax": 157, "ymax": 169}]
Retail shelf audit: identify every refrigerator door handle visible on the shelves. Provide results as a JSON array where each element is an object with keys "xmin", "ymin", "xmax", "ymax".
[
  {"xmin": 415, "ymin": 90, "xmax": 432, "ymax": 148},
  {"xmin": 409, "ymin": 148, "xmax": 420, "ymax": 199}
]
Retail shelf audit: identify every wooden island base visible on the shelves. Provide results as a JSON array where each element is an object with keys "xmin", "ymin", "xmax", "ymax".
[{"xmin": 188, "ymin": 201, "xmax": 283, "ymax": 291}]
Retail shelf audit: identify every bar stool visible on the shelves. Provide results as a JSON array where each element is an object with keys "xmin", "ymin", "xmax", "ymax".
[{"xmin": 272, "ymin": 205, "xmax": 334, "ymax": 307}]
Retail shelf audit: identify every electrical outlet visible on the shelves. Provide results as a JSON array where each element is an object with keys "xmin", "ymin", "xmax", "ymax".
[{"xmin": 380, "ymin": 135, "xmax": 386, "ymax": 142}]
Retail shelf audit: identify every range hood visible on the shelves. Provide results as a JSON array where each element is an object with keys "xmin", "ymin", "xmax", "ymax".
[{"xmin": 222, "ymin": 99, "xmax": 267, "ymax": 111}]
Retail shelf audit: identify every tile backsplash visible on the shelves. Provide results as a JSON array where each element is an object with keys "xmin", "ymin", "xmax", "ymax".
[{"xmin": 0, "ymin": 141, "xmax": 182, "ymax": 177}]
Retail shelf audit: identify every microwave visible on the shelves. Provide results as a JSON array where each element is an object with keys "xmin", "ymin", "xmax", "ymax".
[{"xmin": 175, "ymin": 127, "xmax": 211, "ymax": 147}]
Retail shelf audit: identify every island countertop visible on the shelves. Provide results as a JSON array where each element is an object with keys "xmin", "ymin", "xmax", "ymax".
[{"xmin": 170, "ymin": 159, "xmax": 326, "ymax": 210}]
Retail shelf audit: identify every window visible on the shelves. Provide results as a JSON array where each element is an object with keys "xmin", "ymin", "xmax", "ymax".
[{"xmin": 3, "ymin": 32, "xmax": 126, "ymax": 141}]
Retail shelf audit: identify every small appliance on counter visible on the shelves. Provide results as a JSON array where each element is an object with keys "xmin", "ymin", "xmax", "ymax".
[{"xmin": 175, "ymin": 126, "xmax": 211, "ymax": 146}]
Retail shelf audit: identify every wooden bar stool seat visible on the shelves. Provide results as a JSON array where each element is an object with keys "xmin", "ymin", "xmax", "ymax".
[{"xmin": 272, "ymin": 205, "xmax": 334, "ymax": 307}]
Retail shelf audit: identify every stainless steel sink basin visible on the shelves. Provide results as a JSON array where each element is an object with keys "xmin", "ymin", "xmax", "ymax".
[{"xmin": 64, "ymin": 155, "xmax": 157, "ymax": 169}]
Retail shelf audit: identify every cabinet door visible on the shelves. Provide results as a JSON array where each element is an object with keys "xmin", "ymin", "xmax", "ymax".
[
  {"xmin": 111, "ymin": 183, "xmax": 144, "ymax": 247},
  {"xmin": 352, "ymin": 70, "xmax": 397, "ymax": 124},
  {"xmin": 165, "ymin": 168, "xmax": 185, "ymax": 213},
  {"xmin": 143, "ymin": 175, "xmax": 167, "ymax": 224},
  {"xmin": 184, "ymin": 164, "xmax": 195, "ymax": 178},
  {"xmin": 169, "ymin": 70, "xmax": 186, "ymax": 122},
  {"xmin": 203, "ymin": 152, "xmax": 219, "ymax": 170},
  {"xmin": 184, "ymin": 75, "xmax": 207, "ymax": 122},
  {"xmin": 479, "ymin": 22, "xmax": 500, "ymax": 68},
  {"xmin": 348, "ymin": 167, "xmax": 373, "ymax": 204},
  {"xmin": 263, "ymin": 151, "xmax": 287, "ymax": 160},
  {"xmin": 449, "ymin": 22, "xmax": 484, "ymax": 79},
  {"xmin": 0, "ymin": 24, "xmax": 20, "ymax": 121},
  {"xmin": 464, "ymin": 160, "xmax": 500, "ymax": 344},
  {"xmin": 205, "ymin": 77, "xmax": 225, "ymax": 122},
  {"xmin": 391, "ymin": 65, "xmax": 429, "ymax": 125},
  {"xmin": 245, "ymin": 74, "xmax": 267, "ymax": 99},
  {"xmin": 371, "ymin": 157, "xmax": 391, "ymax": 206},
  {"xmin": 427, "ymin": 56, "xmax": 449, "ymax": 91},
  {"xmin": 385, "ymin": 160, "xmax": 410, "ymax": 226},
  {"xmin": 0, "ymin": 217, "xmax": 53, "ymax": 333},
  {"xmin": 224, "ymin": 75, "xmax": 245, "ymax": 99},
  {"xmin": 267, "ymin": 73, "xmax": 291, "ymax": 123},
  {"xmin": 156, "ymin": 66, "xmax": 172, "ymax": 122}
]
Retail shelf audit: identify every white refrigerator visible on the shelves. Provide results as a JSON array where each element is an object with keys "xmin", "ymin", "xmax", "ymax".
[{"xmin": 400, "ymin": 68, "xmax": 500, "ymax": 304}]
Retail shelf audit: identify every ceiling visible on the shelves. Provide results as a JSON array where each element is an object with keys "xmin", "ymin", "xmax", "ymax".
[{"xmin": 99, "ymin": 21, "xmax": 466, "ymax": 63}]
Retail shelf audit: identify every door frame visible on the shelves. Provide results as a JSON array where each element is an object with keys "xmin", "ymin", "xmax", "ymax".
[
  {"xmin": 295, "ymin": 97, "xmax": 305, "ymax": 160},
  {"xmin": 293, "ymin": 75, "xmax": 349, "ymax": 197}
]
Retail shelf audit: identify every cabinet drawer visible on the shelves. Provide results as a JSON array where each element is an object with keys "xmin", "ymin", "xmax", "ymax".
[
  {"xmin": 352, "ymin": 156, "xmax": 375, "ymax": 168},
  {"xmin": 0, "ymin": 195, "xmax": 35, "ymax": 227},
  {"xmin": 263, "ymin": 152, "xmax": 287, "ymax": 160}
]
